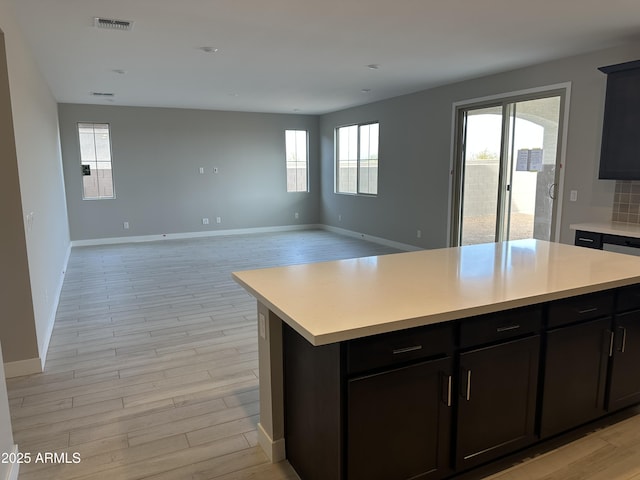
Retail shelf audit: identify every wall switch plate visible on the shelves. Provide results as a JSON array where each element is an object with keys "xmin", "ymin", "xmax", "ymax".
[
  {"xmin": 199, "ymin": 167, "xmax": 204, "ymax": 174},
  {"xmin": 570, "ymin": 190, "xmax": 578, "ymax": 202},
  {"xmin": 202, "ymin": 218, "xmax": 209, "ymax": 225},
  {"xmin": 417, "ymin": 229, "xmax": 422, "ymax": 238},
  {"xmin": 123, "ymin": 221, "xmax": 129, "ymax": 229},
  {"xmin": 295, "ymin": 212, "xmax": 299, "ymax": 219},
  {"xmin": 216, "ymin": 217, "xmax": 221, "ymax": 224},
  {"xmin": 258, "ymin": 313, "xmax": 266, "ymax": 339}
]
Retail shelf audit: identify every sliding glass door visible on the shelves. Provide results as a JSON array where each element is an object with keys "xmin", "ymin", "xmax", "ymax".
[{"xmin": 452, "ymin": 92, "xmax": 564, "ymax": 246}]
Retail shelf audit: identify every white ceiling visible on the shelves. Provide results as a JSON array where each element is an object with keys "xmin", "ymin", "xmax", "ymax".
[{"xmin": 9, "ymin": 0, "xmax": 640, "ymax": 114}]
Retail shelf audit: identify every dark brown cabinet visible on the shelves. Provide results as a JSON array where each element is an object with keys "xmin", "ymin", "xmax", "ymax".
[
  {"xmin": 608, "ymin": 309, "xmax": 640, "ymax": 411},
  {"xmin": 456, "ymin": 335, "xmax": 540, "ymax": 470},
  {"xmin": 540, "ymin": 317, "xmax": 610, "ymax": 438},
  {"xmin": 281, "ymin": 286, "xmax": 640, "ymax": 480},
  {"xmin": 348, "ymin": 357, "xmax": 453, "ymax": 480},
  {"xmin": 598, "ymin": 60, "xmax": 640, "ymax": 180}
]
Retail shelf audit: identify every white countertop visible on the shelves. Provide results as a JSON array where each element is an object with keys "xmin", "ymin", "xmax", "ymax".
[
  {"xmin": 232, "ymin": 239, "xmax": 640, "ymax": 346},
  {"xmin": 570, "ymin": 221, "xmax": 640, "ymax": 239}
]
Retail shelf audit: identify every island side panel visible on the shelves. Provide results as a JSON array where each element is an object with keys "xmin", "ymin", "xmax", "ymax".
[
  {"xmin": 283, "ymin": 323, "xmax": 343, "ymax": 480},
  {"xmin": 256, "ymin": 302, "xmax": 286, "ymax": 462}
]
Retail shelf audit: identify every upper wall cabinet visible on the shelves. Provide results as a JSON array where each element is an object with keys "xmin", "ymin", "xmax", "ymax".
[{"xmin": 599, "ymin": 60, "xmax": 640, "ymax": 180}]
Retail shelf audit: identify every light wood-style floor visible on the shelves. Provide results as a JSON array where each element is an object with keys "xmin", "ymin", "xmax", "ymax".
[
  {"xmin": 6, "ymin": 230, "xmax": 640, "ymax": 479},
  {"xmin": 6, "ymin": 230, "xmax": 399, "ymax": 479}
]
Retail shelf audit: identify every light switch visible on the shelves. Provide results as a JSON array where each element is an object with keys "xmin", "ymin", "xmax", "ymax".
[
  {"xmin": 570, "ymin": 190, "xmax": 578, "ymax": 202},
  {"xmin": 258, "ymin": 313, "xmax": 266, "ymax": 339}
]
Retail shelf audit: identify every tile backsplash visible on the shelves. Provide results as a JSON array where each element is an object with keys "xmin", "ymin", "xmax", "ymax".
[{"xmin": 612, "ymin": 180, "xmax": 640, "ymax": 224}]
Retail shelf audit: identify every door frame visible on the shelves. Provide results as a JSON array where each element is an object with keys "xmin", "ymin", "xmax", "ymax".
[{"xmin": 447, "ymin": 82, "xmax": 571, "ymax": 247}]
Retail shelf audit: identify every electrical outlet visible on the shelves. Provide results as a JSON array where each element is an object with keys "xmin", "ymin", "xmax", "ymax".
[
  {"xmin": 295, "ymin": 212, "xmax": 299, "ymax": 219},
  {"xmin": 417, "ymin": 229, "xmax": 422, "ymax": 239},
  {"xmin": 213, "ymin": 167, "xmax": 219, "ymax": 174},
  {"xmin": 216, "ymin": 217, "xmax": 222, "ymax": 224},
  {"xmin": 338, "ymin": 214, "xmax": 342, "ymax": 222},
  {"xmin": 25, "ymin": 212, "xmax": 35, "ymax": 233},
  {"xmin": 570, "ymin": 190, "xmax": 578, "ymax": 202},
  {"xmin": 199, "ymin": 167, "xmax": 204, "ymax": 174},
  {"xmin": 123, "ymin": 221, "xmax": 129, "ymax": 230},
  {"xmin": 202, "ymin": 218, "xmax": 209, "ymax": 225}
]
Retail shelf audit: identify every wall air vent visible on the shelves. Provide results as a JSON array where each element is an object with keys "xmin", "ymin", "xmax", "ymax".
[{"xmin": 93, "ymin": 17, "xmax": 133, "ymax": 31}]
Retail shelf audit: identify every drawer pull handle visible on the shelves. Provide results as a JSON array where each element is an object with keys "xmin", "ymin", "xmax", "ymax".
[
  {"xmin": 447, "ymin": 375, "xmax": 452, "ymax": 407},
  {"xmin": 392, "ymin": 345, "xmax": 422, "ymax": 355},
  {"xmin": 496, "ymin": 324, "xmax": 520, "ymax": 333},
  {"xmin": 620, "ymin": 327, "xmax": 627, "ymax": 353},
  {"xmin": 466, "ymin": 370, "xmax": 472, "ymax": 401},
  {"xmin": 578, "ymin": 237, "xmax": 594, "ymax": 243},
  {"xmin": 577, "ymin": 307, "xmax": 598, "ymax": 315}
]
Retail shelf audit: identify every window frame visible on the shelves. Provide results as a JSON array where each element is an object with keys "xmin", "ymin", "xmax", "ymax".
[
  {"xmin": 284, "ymin": 129, "xmax": 309, "ymax": 193},
  {"xmin": 335, "ymin": 121, "xmax": 379, "ymax": 196},
  {"xmin": 77, "ymin": 122, "xmax": 116, "ymax": 200}
]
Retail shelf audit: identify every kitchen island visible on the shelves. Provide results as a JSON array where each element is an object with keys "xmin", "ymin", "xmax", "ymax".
[{"xmin": 233, "ymin": 239, "xmax": 640, "ymax": 480}]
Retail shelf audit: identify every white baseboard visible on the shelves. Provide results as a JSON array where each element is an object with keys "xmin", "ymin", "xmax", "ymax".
[
  {"xmin": 321, "ymin": 225, "xmax": 422, "ymax": 252},
  {"xmin": 71, "ymin": 224, "xmax": 322, "ymax": 247},
  {"xmin": 3, "ymin": 358, "xmax": 42, "ymax": 379},
  {"xmin": 38, "ymin": 242, "xmax": 71, "ymax": 371},
  {"xmin": 69, "ymin": 224, "xmax": 421, "ymax": 253},
  {"xmin": 3, "ymin": 445, "xmax": 19, "ymax": 480},
  {"xmin": 257, "ymin": 422, "xmax": 286, "ymax": 463}
]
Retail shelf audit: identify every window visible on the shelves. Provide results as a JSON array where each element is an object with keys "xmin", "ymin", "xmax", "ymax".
[
  {"xmin": 285, "ymin": 130, "xmax": 308, "ymax": 192},
  {"xmin": 336, "ymin": 122, "xmax": 379, "ymax": 195},
  {"xmin": 78, "ymin": 123, "xmax": 114, "ymax": 199}
]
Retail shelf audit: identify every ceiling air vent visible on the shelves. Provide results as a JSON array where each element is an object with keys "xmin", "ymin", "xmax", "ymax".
[
  {"xmin": 90, "ymin": 92, "xmax": 115, "ymax": 97},
  {"xmin": 93, "ymin": 17, "xmax": 133, "ymax": 31}
]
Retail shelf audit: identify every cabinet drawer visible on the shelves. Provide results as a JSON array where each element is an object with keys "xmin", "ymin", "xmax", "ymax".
[
  {"xmin": 617, "ymin": 284, "xmax": 640, "ymax": 313},
  {"xmin": 347, "ymin": 323, "xmax": 453, "ymax": 375},
  {"xmin": 575, "ymin": 230, "xmax": 603, "ymax": 249},
  {"xmin": 548, "ymin": 291, "xmax": 614, "ymax": 328},
  {"xmin": 459, "ymin": 307, "xmax": 542, "ymax": 349}
]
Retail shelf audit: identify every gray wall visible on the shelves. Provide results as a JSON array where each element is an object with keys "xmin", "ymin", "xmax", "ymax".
[
  {"xmin": 320, "ymin": 42, "xmax": 640, "ymax": 248},
  {"xmin": 58, "ymin": 104, "xmax": 320, "ymax": 240},
  {"xmin": 0, "ymin": 30, "xmax": 37, "ymax": 366},
  {"xmin": 0, "ymin": 0, "xmax": 69, "ymax": 367}
]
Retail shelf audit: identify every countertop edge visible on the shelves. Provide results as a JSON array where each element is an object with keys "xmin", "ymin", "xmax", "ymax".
[{"xmin": 233, "ymin": 271, "xmax": 640, "ymax": 346}]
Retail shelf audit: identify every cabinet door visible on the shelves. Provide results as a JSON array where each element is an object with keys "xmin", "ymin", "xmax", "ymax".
[
  {"xmin": 540, "ymin": 317, "xmax": 610, "ymax": 438},
  {"xmin": 599, "ymin": 66, "xmax": 640, "ymax": 179},
  {"xmin": 608, "ymin": 310, "xmax": 640, "ymax": 411},
  {"xmin": 456, "ymin": 336, "xmax": 539, "ymax": 471},
  {"xmin": 348, "ymin": 357, "xmax": 453, "ymax": 480}
]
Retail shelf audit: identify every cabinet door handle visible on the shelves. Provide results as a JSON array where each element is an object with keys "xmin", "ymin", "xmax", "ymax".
[
  {"xmin": 578, "ymin": 237, "xmax": 594, "ymax": 243},
  {"xmin": 496, "ymin": 324, "xmax": 520, "ymax": 333},
  {"xmin": 392, "ymin": 345, "xmax": 422, "ymax": 355},
  {"xmin": 466, "ymin": 370, "xmax": 472, "ymax": 401},
  {"xmin": 609, "ymin": 330, "xmax": 615, "ymax": 357},
  {"xmin": 441, "ymin": 374, "xmax": 452, "ymax": 407},
  {"xmin": 619, "ymin": 326, "xmax": 627, "ymax": 353}
]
